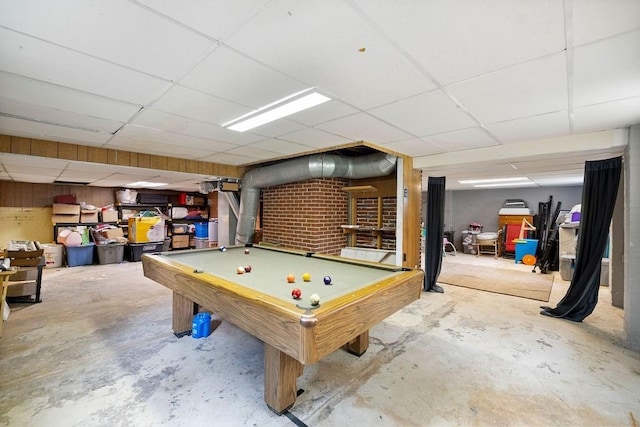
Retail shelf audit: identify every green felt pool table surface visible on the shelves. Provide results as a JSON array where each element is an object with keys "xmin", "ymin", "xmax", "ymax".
[{"xmin": 159, "ymin": 245, "xmax": 405, "ymax": 307}]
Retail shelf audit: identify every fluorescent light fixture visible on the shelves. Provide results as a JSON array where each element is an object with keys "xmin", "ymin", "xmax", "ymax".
[
  {"xmin": 127, "ymin": 181, "xmax": 168, "ymax": 188},
  {"xmin": 474, "ymin": 181, "xmax": 537, "ymax": 188},
  {"xmin": 458, "ymin": 177, "xmax": 529, "ymax": 184},
  {"xmin": 223, "ymin": 88, "xmax": 331, "ymax": 132}
]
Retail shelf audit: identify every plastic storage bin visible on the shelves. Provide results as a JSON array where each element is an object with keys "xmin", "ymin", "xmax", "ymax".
[
  {"xmin": 127, "ymin": 242, "xmax": 164, "ymax": 262},
  {"xmin": 560, "ymin": 255, "xmax": 575, "ymax": 281},
  {"xmin": 194, "ymin": 237, "xmax": 208, "ymax": 249},
  {"xmin": 42, "ymin": 243, "xmax": 64, "ymax": 268},
  {"xmin": 195, "ymin": 222, "xmax": 208, "ymax": 238},
  {"xmin": 96, "ymin": 243, "xmax": 125, "ymax": 265},
  {"xmin": 66, "ymin": 243, "xmax": 95, "ymax": 267}
]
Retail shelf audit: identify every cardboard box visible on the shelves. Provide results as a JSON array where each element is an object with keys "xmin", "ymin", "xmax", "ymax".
[
  {"xmin": 172, "ymin": 235, "xmax": 190, "ymax": 249},
  {"xmin": 53, "ymin": 203, "xmax": 80, "ymax": 215},
  {"xmin": 81, "ymin": 210, "xmax": 99, "ymax": 223},
  {"xmin": 99, "ymin": 227, "xmax": 124, "ymax": 240},
  {"xmin": 128, "ymin": 217, "xmax": 165, "ymax": 243},
  {"xmin": 52, "ymin": 214, "xmax": 80, "ymax": 224},
  {"xmin": 101, "ymin": 210, "xmax": 118, "ymax": 223}
]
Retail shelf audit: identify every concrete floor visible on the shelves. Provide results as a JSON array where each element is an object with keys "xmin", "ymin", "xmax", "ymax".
[{"xmin": 1, "ymin": 253, "xmax": 638, "ymax": 426}]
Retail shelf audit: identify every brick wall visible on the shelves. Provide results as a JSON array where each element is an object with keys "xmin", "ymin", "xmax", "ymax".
[{"xmin": 261, "ymin": 178, "xmax": 349, "ymax": 255}]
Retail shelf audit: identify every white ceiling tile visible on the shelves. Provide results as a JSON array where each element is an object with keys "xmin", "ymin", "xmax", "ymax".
[
  {"xmin": 447, "ymin": 53, "xmax": 568, "ymax": 124},
  {"xmin": 0, "ymin": 71, "xmax": 141, "ymax": 122},
  {"xmin": 369, "ymin": 90, "xmax": 478, "ymax": 137},
  {"xmin": 0, "ymin": 0, "xmax": 214, "ymax": 80},
  {"xmin": 224, "ymin": 146, "xmax": 281, "ymax": 162},
  {"xmin": 278, "ymin": 127, "xmax": 352, "ymax": 149},
  {"xmin": 422, "ymin": 128, "xmax": 499, "ymax": 152},
  {"xmin": 573, "ymin": 30, "xmax": 640, "ymax": 107},
  {"xmin": 200, "ymin": 153, "xmax": 253, "ymax": 166},
  {"xmin": 136, "ymin": 0, "xmax": 270, "ymax": 41},
  {"xmin": 380, "ymin": 138, "xmax": 444, "ymax": 158},
  {"xmin": 181, "ymin": 45, "xmax": 308, "ymax": 108},
  {"xmin": 114, "ymin": 124, "xmax": 237, "ymax": 152},
  {"xmin": 0, "ymin": 97, "xmax": 123, "ymax": 133},
  {"xmin": 248, "ymin": 139, "xmax": 315, "ymax": 156},
  {"xmin": 107, "ymin": 135, "xmax": 222, "ymax": 160},
  {"xmin": 130, "ymin": 109, "xmax": 263, "ymax": 145},
  {"xmin": 3, "ymin": 162, "xmax": 60, "ymax": 176},
  {"xmin": 485, "ymin": 111, "xmax": 570, "ymax": 144},
  {"xmin": 0, "ymin": 116, "xmax": 111, "ymax": 145},
  {"xmin": 355, "ymin": 0, "xmax": 565, "ymax": 85},
  {"xmin": 572, "ymin": 0, "xmax": 640, "ymax": 46},
  {"xmin": 5, "ymin": 173, "xmax": 55, "ymax": 183},
  {"xmin": 0, "ymin": 153, "xmax": 61, "ymax": 169},
  {"xmin": 245, "ymin": 119, "xmax": 306, "ymax": 139},
  {"xmin": 315, "ymin": 113, "xmax": 412, "ymax": 144},
  {"xmin": 289, "ymin": 101, "xmax": 359, "ymax": 126},
  {"xmin": 224, "ymin": 0, "xmax": 437, "ymax": 109},
  {"xmin": 573, "ymin": 97, "xmax": 640, "ymax": 133},
  {"xmin": 150, "ymin": 85, "xmax": 250, "ymax": 126},
  {"xmin": 0, "ymin": 28, "xmax": 169, "ymax": 105}
]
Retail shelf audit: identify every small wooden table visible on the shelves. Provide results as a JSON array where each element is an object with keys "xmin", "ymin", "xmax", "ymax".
[{"xmin": 1, "ymin": 267, "xmax": 18, "ymax": 338}]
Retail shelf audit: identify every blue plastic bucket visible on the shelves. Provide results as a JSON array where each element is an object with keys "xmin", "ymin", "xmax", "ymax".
[
  {"xmin": 192, "ymin": 312, "xmax": 211, "ymax": 338},
  {"xmin": 194, "ymin": 222, "xmax": 208, "ymax": 238}
]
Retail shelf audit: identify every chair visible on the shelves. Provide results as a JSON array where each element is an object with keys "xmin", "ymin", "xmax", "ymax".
[
  {"xmin": 3, "ymin": 246, "xmax": 45, "ymax": 304},
  {"xmin": 443, "ymin": 237, "xmax": 457, "ymax": 256},
  {"xmin": 502, "ymin": 223, "xmax": 521, "ymax": 258}
]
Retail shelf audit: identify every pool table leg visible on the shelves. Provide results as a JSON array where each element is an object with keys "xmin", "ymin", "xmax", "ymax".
[
  {"xmin": 172, "ymin": 291, "xmax": 198, "ymax": 337},
  {"xmin": 264, "ymin": 343, "xmax": 303, "ymax": 414},
  {"xmin": 343, "ymin": 330, "xmax": 369, "ymax": 356}
]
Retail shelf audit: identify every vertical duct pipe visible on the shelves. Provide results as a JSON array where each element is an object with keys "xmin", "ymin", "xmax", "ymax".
[{"xmin": 235, "ymin": 152, "xmax": 397, "ymax": 244}]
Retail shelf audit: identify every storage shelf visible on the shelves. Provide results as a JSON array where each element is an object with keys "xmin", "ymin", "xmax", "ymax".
[
  {"xmin": 342, "ymin": 185, "xmax": 377, "ymax": 193},
  {"xmin": 341, "ymin": 225, "xmax": 395, "ymax": 232}
]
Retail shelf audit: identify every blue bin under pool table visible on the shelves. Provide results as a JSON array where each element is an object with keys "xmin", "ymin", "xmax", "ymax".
[{"xmin": 514, "ymin": 239, "xmax": 538, "ymax": 264}]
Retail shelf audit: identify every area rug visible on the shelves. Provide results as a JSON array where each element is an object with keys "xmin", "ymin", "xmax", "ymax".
[{"xmin": 437, "ymin": 261, "xmax": 554, "ymax": 302}]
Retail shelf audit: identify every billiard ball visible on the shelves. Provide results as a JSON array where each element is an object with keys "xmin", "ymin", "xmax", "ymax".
[
  {"xmin": 244, "ymin": 248, "xmax": 250, "ymax": 254},
  {"xmin": 236, "ymin": 266, "xmax": 245, "ymax": 274},
  {"xmin": 310, "ymin": 293, "xmax": 320, "ymax": 306},
  {"xmin": 291, "ymin": 288, "xmax": 302, "ymax": 299},
  {"xmin": 244, "ymin": 265, "xmax": 252, "ymax": 273},
  {"xmin": 323, "ymin": 275, "xmax": 332, "ymax": 285},
  {"xmin": 287, "ymin": 274, "xmax": 295, "ymax": 283},
  {"xmin": 302, "ymin": 272, "xmax": 311, "ymax": 282},
  {"xmin": 219, "ymin": 246, "xmax": 227, "ymax": 252}
]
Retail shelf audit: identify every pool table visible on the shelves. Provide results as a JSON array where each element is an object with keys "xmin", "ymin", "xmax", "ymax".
[{"xmin": 141, "ymin": 245, "xmax": 423, "ymax": 414}]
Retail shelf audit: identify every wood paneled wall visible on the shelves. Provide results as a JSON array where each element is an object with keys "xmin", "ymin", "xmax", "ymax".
[
  {"xmin": 0, "ymin": 134, "xmax": 244, "ymax": 178},
  {"xmin": 0, "ymin": 182, "xmax": 117, "ymax": 208}
]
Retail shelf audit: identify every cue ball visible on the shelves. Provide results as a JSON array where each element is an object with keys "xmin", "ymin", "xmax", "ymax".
[
  {"xmin": 244, "ymin": 265, "xmax": 252, "ymax": 273},
  {"xmin": 237, "ymin": 266, "xmax": 245, "ymax": 274},
  {"xmin": 219, "ymin": 246, "xmax": 227, "ymax": 252},
  {"xmin": 244, "ymin": 248, "xmax": 250, "ymax": 254},
  {"xmin": 310, "ymin": 293, "xmax": 320, "ymax": 306},
  {"xmin": 291, "ymin": 288, "xmax": 302, "ymax": 299},
  {"xmin": 323, "ymin": 275, "xmax": 332, "ymax": 285},
  {"xmin": 302, "ymin": 272, "xmax": 311, "ymax": 282},
  {"xmin": 287, "ymin": 274, "xmax": 295, "ymax": 283}
]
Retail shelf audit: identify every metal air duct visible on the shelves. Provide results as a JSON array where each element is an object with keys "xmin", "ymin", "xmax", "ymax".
[{"xmin": 235, "ymin": 152, "xmax": 397, "ymax": 244}]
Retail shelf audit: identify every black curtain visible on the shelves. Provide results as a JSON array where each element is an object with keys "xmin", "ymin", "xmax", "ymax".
[
  {"xmin": 541, "ymin": 156, "xmax": 622, "ymax": 321},
  {"xmin": 424, "ymin": 176, "xmax": 446, "ymax": 292}
]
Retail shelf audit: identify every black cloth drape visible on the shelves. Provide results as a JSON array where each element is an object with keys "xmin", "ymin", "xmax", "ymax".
[
  {"xmin": 424, "ymin": 176, "xmax": 446, "ymax": 292},
  {"xmin": 541, "ymin": 156, "xmax": 622, "ymax": 321}
]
